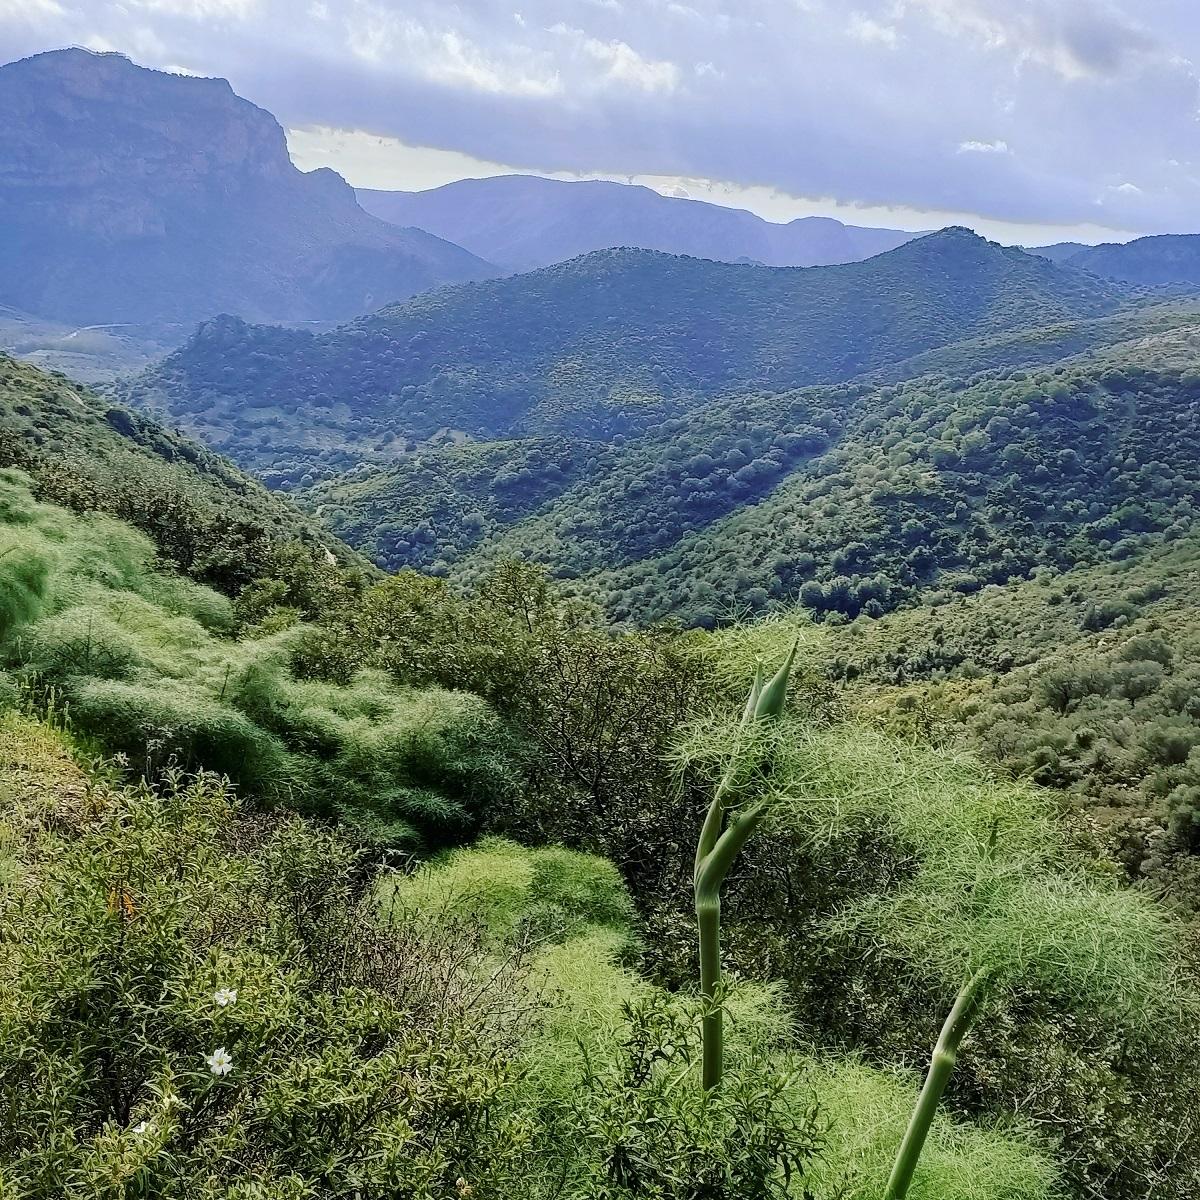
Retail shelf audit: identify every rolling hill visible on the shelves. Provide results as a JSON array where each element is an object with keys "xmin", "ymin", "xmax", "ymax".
[
  {"xmin": 303, "ymin": 299, "xmax": 1200, "ymax": 630},
  {"xmin": 1059, "ymin": 234, "xmax": 1200, "ymax": 287},
  {"xmin": 123, "ymin": 228, "xmax": 1132, "ymax": 481},
  {"xmin": 0, "ymin": 48, "xmax": 497, "ymax": 329},
  {"xmin": 357, "ymin": 173, "xmax": 917, "ymax": 271}
]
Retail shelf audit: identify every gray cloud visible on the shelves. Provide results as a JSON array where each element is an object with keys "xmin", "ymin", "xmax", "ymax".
[{"xmin": 2, "ymin": 0, "xmax": 1198, "ymax": 235}]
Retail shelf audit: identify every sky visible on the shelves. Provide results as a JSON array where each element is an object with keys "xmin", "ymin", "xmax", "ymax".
[{"xmin": 1, "ymin": 0, "xmax": 1197, "ymax": 244}]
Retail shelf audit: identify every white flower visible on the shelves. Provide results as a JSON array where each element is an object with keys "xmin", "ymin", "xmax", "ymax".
[
  {"xmin": 132, "ymin": 1120, "xmax": 151, "ymax": 1135},
  {"xmin": 161, "ymin": 1090, "xmax": 181, "ymax": 1109},
  {"xmin": 205, "ymin": 1046, "xmax": 234, "ymax": 1076},
  {"xmin": 213, "ymin": 987, "xmax": 238, "ymax": 1008}
]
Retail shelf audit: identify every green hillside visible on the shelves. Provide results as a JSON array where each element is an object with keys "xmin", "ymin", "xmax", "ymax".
[
  {"xmin": 122, "ymin": 229, "xmax": 1131, "ymax": 482},
  {"xmin": 583, "ymin": 355, "xmax": 1200, "ymax": 625},
  {"xmin": 0, "ymin": 354, "xmax": 361, "ymax": 595},
  {"xmin": 304, "ymin": 331, "xmax": 1200, "ymax": 624},
  {"xmin": 3, "ymin": 472, "xmax": 1199, "ymax": 1198}
]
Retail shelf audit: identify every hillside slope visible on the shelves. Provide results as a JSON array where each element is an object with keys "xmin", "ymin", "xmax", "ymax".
[
  {"xmin": 1062, "ymin": 233, "xmax": 1200, "ymax": 287},
  {"xmin": 585, "ymin": 355, "xmax": 1200, "ymax": 626},
  {"xmin": 124, "ymin": 229, "xmax": 1131, "ymax": 478},
  {"xmin": 0, "ymin": 48, "xmax": 497, "ymax": 327},
  {"xmin": 0, "ymin": 354, "xmax": 359, "ymax": 593},
  {"xmin": 358, "ymin": 174, "xmax": 916, "ymax": 271}
]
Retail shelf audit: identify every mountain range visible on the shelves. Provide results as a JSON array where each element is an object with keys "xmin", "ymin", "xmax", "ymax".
[
  {"xmin": 8, "ymin": 45, "xmax": 1200, "ymax": 360},
  {"xmin": 0, "ymin": 48, "xmax": 497, "ymax": 328},
  {"xmin": 357, "ymin": 174, "xmax": 918, "ymax": 271}
]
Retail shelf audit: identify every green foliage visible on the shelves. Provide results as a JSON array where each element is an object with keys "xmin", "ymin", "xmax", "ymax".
[
  {"xmin": 0, "ymin": 354, "xmax": 363, "ymax": 596},
  {"xmin": 804, "ymin": 1059, "xmax": 1058, "ymax": 1200},
  {"xmin": 384, "ymin": 837, "xmax": 635, "ymax": 948},
  {"xmin": 390, "ymin": 833, "xmax": 1058, "ymax": 1200},
  {"xmin": 0, "ymin": 750, "xmax": 541, "ymax": 1199},
  {"xmin": 0, "ymin": 472, "xmax": 515, "ymax": 850},
  {"xmin": 588, "ymin": 357, "xmax": 1200, "ymax": 626},
  {"xmin": 124, "ymin": 230, "xmax": 1127, "ymax": 481},
  {"xmin": 563, "ymin": 991, "xmax": 821, "ymax": 1200},
  {"xmin": 668, "ymin": 702, "xmax": 1199, "ymax": 1200}
]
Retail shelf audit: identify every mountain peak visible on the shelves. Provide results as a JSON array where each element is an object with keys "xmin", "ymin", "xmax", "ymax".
[{"xmin": 0, "ymin": 49, "xmax": 497, "ymax": 325}]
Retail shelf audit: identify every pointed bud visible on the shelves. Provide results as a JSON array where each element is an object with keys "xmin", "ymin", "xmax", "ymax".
[
  {"xmin": 753, "ymin": 639, "xmax": 799, "ymax": 722},
  {"xmin": 739, "ymin": 660, "xmax": 765, "ymax": 728}
]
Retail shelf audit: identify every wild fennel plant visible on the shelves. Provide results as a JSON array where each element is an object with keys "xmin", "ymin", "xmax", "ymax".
[
  {"xmin": 693, "ymin": 642, "xmax": 796, "ymax": 1090},
  {"xmin": 862, "ymin": 793, "xmax": 1184, "ymax": 1200}
]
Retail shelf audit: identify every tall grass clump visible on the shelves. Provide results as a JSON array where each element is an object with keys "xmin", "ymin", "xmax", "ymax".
[
  {"xmin": 385, "ymin": 837, "xmax": 827, "ymax": 1199},
  {"xmin": 0, "ymin": 472, "xmax": 521, "ymax": 850}
]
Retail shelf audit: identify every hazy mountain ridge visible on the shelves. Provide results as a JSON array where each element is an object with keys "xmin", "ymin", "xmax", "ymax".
[
  {"xmin": 358, "ymin": 173, "xmax": 918, "ymax": 271},
  {"xmin": 0, "ymin": 48, "xmax": 498, "ymax": 328},
  {"xmin": 1061, "ymin": 233, "xmax": 1200, "ymax": 287}
]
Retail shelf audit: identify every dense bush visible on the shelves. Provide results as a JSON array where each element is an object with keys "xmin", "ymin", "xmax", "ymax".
[
  {"xmin": 0, "ymin": 734, "xmax": 541, "ymax": 1198},
  {"xmin": 0, "ymin": 470, "xmax": 514, "ymax": 849}
]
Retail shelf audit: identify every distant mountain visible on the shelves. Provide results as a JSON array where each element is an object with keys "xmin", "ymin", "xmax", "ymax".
[
  {"xmin": 1027, "ymin": 242, "xmax": 1088, "ymax": 264},
  {"xmin": 1061, "ymin": 234, "xmax": 1200, "ymax": 287},
  {"xmin": 0, "ymin": 48, "xmax": 497, "ymax": 328},
  {"xmin": 123, "ymin": 228, "xmax": 1132, "ymax": 482},
  {"xmin": 357, "ymin": 174, "xmax": 917, "ymax": 271}
]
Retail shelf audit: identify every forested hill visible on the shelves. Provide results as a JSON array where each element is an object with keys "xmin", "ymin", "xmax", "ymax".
[
  {"xmin": 0, "ymin": 354, "xmax": 361, "ymax": 595},
  {"xmin": 1062, "ymin": 233, "xmax": 1200, "ymax": 287},
  {"xmin": 123, "ymin": 228, "xmax": 1131, "ymax": 475},
  {"xmin": 305, "ymin": 322, "xmax": 1200, "ymax": 628}
]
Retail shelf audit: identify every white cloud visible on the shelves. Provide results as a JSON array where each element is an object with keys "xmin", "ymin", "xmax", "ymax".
[
  {"xmin": 958, "ymin": 138, "xmax": 1010, "ymax": 154},
  {"xmin": 126, "ymin": 0, "xmax": 259, "ymax": 18},
  {"xmin": 551, "ymin": 24, "xmax": 680, "ymax": 92},
  {"xmin": 848, "ymin": 13, "xmax": 899, "ymax": 47},
  {"xmin": 587, "ymin": 37, "xmax": 679, "ymax": 90},
  {"xmin": 907, "ymin": 0, "xmax": 1160, "ymax": 81},
  {"xmin": 0, "ymin": 0, "xmax": 64, "ymax": 18},
  {"xmin": 346, "ymin": 11, "xmax": 562, "ymax": 97}
]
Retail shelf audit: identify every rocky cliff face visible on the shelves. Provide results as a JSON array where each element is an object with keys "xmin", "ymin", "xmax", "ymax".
[{"xmin": 0, "ymin": 48, "xmax": 497, "ymax": 326}]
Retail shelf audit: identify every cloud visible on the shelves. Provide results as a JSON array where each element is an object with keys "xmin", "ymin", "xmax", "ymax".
[
  {"xmin": 0, "ymin": 0, "xmax": 64, "ymax": 19},
  {"xmin": 959, "ymin": 139, "xmax": 1010, "ymax": 154},
  {"xmin": 345, "ymin": 10, "xmax": 562, "ymax": 97},
  {"xmin": 582, "ymin": 36, "xmax": 679, "ymax": 91},
  {"xmin": 127, "ymin": 0, "xmax": 259, "ymax": 18},
  {"xmin": 4, "ymin": 0, "xmax": 1200, "ymax": 239},
  {"xmin": 550, "ymin": 24, "xmax": 680, "ymax": 92},
  {"xmin": 848, "ymin": 13, "xmax": 899, "ymax": 47},
  {"xmin": 907, "ymin": 0, "xmax": 1160, "ymax": 81}
]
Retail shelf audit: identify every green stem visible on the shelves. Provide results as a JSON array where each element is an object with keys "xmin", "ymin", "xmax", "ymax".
[
  {"xmin": 695, "ymin": 804, "xmax": 765, "ymax": 1091},
  {"xmin": 696, "ymin": 889, "xmax": 722, "ymax": 1090},
  {"xmin": 884, "ymin": 969, "xmax": 992, "ymax": 1200}
]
